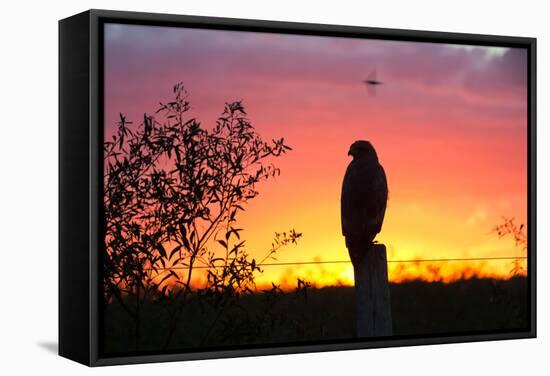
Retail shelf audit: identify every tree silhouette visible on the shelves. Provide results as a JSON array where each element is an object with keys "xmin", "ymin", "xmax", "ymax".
[{"xmin": 103, "ymin": 82, "xmax": 300, "ymax": 349}]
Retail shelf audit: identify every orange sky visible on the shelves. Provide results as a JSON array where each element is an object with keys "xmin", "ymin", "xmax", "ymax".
[{"xmin": 104, "ymin": 24, "xmax": 528, "ymax": 288}]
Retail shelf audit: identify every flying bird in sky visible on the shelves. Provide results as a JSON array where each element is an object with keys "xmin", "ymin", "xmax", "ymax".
[
  {"xmin": 363, "ymin": 70, "xmax": 383, "ymax": 96},
  {"xmin": 341, "ymin": 140, "xmax": 388, "ymax": 266}
]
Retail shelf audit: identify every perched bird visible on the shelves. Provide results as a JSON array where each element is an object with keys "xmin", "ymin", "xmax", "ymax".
[{"xmin": 341, "ymin": 140, "xmax": 388, "ymax": 266}]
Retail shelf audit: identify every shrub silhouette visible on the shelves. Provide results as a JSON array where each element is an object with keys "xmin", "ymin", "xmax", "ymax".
[
  {"xmin": 103, "ymin": 82, "xmax": 300, "ymax": 349},
  {"xmin": 493, "ymin": 216, "xmax": 527, "ymax": 276}
]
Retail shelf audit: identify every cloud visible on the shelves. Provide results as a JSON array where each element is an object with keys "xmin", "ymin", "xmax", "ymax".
[
  {"xmin": 102, "ymin": 23, "xmax": 528, "ymax": 173},
  {"xmin": 466, "ymin": 207, "xmax": 489, "ymax": 227},
  {"xmin": 103, "ymin": 23, "xmax": 527, "ymax": 104},
  {"xmin": 445, "ymin": 44, "xmax": 509, "ymax": 59}
]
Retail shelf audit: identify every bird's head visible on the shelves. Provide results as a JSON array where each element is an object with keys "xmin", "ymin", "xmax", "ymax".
[{"xmin": 348, "ymin": 140, "xmax": 378, "ymax": 161}]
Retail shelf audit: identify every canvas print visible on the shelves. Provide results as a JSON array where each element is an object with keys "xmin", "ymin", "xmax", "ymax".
[{"xmin": 101, "ymin": 22, "xmax": 529, "ymax": 355}]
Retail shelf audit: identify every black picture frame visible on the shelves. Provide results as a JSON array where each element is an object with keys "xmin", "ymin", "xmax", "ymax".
[{"xmin": 59, "ymin": 9, "xmax": 537, "ymax": 366}]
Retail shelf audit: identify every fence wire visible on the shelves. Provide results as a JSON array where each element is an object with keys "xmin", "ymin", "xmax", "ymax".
[{"xmin": 144, "ymin": 256, "xmax": 528, "ymax": 271}]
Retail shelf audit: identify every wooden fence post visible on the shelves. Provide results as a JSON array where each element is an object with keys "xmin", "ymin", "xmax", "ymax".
[{"xmin": 354, "ymin": 243, "xmax": 393, "ymax": 337}]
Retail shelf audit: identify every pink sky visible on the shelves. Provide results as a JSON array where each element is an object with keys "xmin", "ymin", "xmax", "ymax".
[{"xmin": 103, "ymin": 23, "xmax": 528, "ymax": 286}]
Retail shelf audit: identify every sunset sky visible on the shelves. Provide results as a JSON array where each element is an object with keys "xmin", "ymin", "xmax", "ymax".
[{"xmin": 104, "ymin": 23, "xmax": 528, "ymax": 287}]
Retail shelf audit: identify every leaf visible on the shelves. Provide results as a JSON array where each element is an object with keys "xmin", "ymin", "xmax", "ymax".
[
  {"xmin": 158, "ymin": 272, "xmax": 173, "ymax": 285},
  {"xmin": 169, "ymin": 245, "xmax": 182, "ymax": 260},
  {"xmin": 180, "ymin": 226, "xmax": 191, "ymax": 251},
  {"xmin": 230, "ymin": 241, "xmax": 246, "ymax": 255},
  {"xmin": 169, "ymin": 270, "xmax": 179, "ymax": 279},
  {"xmin": 217, "ymin": 239, "xmax": 228, "ymax": 249},
  {"xmin": 231, "ymin": 227, "xmax": 243, "ymax": 240},
  {"xmin": 155, "ymin": 243, "xmax": 167, "ymax": 258}
]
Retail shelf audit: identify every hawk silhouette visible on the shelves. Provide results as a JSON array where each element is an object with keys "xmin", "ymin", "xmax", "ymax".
[{"xmin": 341, "ymin": 140, "xmax": 388, "ymax": 266}]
